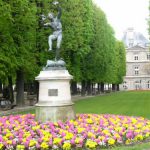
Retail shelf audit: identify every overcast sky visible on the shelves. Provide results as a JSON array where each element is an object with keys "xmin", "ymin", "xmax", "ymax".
[{"xmin": 93, "ymin": 0, "xmax": 149, "ymax": 40}]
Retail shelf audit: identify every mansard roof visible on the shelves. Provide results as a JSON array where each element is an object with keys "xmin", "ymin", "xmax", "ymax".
[
  {"xmin": 126, "ymin": 45, "xmax": 146, "ymax": 50},
  {"xmin": 122, "ymin": 28, "xmax": 149, "ymax": 48}
]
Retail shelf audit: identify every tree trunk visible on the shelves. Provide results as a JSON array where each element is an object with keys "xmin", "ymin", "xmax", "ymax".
[
  {"xmin": 91, "ymin": 83, "xmax": 95, "ymax": 95},
  {"xmin": 71, "ymin": 81, "xmax": 77, "ymax": 95},
  {"xmin": 0, "ymin": 80, "xmax": 2, "ymax": 94},
  {"xmin": 8, "ymin": 76, "xmax": 14, "ymax": 103},
  {"xmin": 87, "ymin": 80, "xmax": 92, "ymax": 95},
  {"xmin": 16, "ymin": 69, "xmax": 25, "ymax": 106},
  {"xmin": 97, "ymin": 83, "xmax": 100, "ymax": 94},
  {"xmin": 100, "ymin": 82, "xmax": 104, "ymax": 93},
  {"xmin": 81, "ymin": 80, "xmax": 86, "ymax": 96},
  {"xmin": 117, "ymin": 84, "xmax": 120, "ymax": 91},
  {"xmin": 2, "ymin": 85, "xmax": 9, "ymax": 99},
  {"xmin": 112, "ymin": 84, "xmax": 116, "ymax": 91}
]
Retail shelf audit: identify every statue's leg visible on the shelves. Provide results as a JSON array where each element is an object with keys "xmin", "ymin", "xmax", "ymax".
[
  {"xmin": 48, "ymin": 34, "xmax": 56, "ymax": 51},
  {"xmin": 56, "ymin": 33, "xmax": 62, "ymax": 49},
  {"xmin": 55, "ymin": 34, "xmax": 62, "ymax": 60}
]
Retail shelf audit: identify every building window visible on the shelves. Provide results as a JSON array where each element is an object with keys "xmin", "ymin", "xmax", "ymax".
[
  {"xmin": 135, "ymin": 70, "xmax": 139, "ymax": 75},
  {"xmin": 134, "ymin": 66, "xmax": 139, "ymax": 75},
  {"xmin": 147, "ymin": 54, "xmax": 150, "ymax": 60},
  {"xmin": 123, "ymin": 81, "xmax": 127, "ymax": 89},
  {"xmin": 134, "ymin": 55, "xmax": 138, "ymax": 60}
]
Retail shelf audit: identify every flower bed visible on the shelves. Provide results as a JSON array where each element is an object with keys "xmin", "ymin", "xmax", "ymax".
[{"xmin": 0, "ymin": 114, "xmax": 150, "ymax": 150}]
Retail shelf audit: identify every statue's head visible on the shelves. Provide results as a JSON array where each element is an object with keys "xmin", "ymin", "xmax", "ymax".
[
  {"xmin": 52, "ymin": 1, "xmax": 59, "ymax": 5},
  {"xmin": 48, "ymin": 13, "xmax": 54, "ymax": 19}
]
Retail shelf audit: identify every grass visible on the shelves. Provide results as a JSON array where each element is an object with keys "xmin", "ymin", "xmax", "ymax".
[
  {"xmin": 75, "ymin": 91, "xmax": 150, "ymax": 119},
  {"xmin": 111, "ymin": 142, "xmax": 150, "ymax": 150}
]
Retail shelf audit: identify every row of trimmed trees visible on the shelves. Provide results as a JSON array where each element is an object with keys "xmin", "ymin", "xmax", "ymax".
[{"xmin": 0, "ymin": 0, "xmax": 126, "ymax": 106}]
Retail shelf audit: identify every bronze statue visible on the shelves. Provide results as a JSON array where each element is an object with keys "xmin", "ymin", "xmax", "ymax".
[{"xmin": 43, "ymin": 1, "xmax": 62, "ymax": 60}]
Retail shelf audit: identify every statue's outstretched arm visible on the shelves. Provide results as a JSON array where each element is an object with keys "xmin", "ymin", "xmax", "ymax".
[
  {"xmin": 44, "ymin": 22, "xmax": 51, "ymax": 26},
  {"xmin": 57, "ymin": 7, "xmax": 62, "ymax": 19}
]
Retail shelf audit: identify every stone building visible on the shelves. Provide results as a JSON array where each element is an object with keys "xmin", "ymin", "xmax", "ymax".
[{"xmin": 120, "ymin": 28, "xmax": 150, "ymax": 90}]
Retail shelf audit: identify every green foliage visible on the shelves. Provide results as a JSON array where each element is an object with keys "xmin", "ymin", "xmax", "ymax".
[
  {"xmin": 53, "ymin": 0, "xmax": 94, "ymax": 81},
  {"xmin": 91, "ymin": 6, "xmax": 113, "ymax": 82},
  {"xmin": 0, "ymin": 0, "xmax": 39, "ymax": 82},
  {"xmin": 115, "ymin": 41, "xmax": 126, "ymax": 83},
  {"xmin": 0, "ymin": 0, "xmax": 126, "ymax": 87},
  {"xmin": 9, "ymin": 0, "xmax": 37, "ymax": 76},
  {"xmin": 0, "ymin": 0, "xmax": 16, "ymax": 79}
]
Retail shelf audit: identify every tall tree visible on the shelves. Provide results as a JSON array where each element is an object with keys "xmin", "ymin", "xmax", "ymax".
[{"xmin": 2, "ymin": 0, "xmax": 38, "ymax": 106}]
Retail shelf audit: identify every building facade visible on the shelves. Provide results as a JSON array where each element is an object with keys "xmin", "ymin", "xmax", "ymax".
[{"xmin": 120, "ymin": 28, "xmax": 150, "ymax": 90}]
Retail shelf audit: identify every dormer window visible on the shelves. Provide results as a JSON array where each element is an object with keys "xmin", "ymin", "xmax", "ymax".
[
  {"xmin": 128, "ymin": 38, "xmax": 134, "ymax": 47},
  {"xmin": 129, "ymin": 43, "xmax": 133, "ymax": 47}
]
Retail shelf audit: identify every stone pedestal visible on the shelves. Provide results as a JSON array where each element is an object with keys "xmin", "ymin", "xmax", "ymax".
[{"xmin": 35, "ymin": 69, "xmax": 75, "ymax": 122}]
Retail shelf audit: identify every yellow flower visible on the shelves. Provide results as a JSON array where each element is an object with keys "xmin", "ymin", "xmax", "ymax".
[
  {"xmin": 6, "ymin": 132, "xmax": 13, "ymax": 138},
  {"xmin": 69, "ymin": 120, "xmax": 74, "ymax": 123},
  {"xmin": 53, "ymin": 138, "xmax": 62, "ymax": 145},
  {"xmin": 114, "ymin": 133, "xmax": 120, "ymax": 139},
  {"xmin": 86, "ymin": 119, "xmax": 93, "ymax": 124},
  {"xmin": 73, "ymin": 121, "xmax": 78, "ymax": 126},
  {"xmin": 136, "ymin": 124, "xmax": 142, "ymax": 128},
  {"xmin": 16, "ymin": 145, "xmax": 25, "ymax": 150},
  {"xmin": 62, "ymin": 142, "xmax": 71, "ymax": 150},
  {"xmin": 102, "ymin": 130, "xmax": 111, "ymax": 136},
  {"xmin": 23, "ymin": 132, "xmax": 31, "ymax": 138},
  {"xmin": 88, "ymin": 132, "xmax": 96, "ymax": 138},
  {"xmin": 3, "ymin": 136, "xmax": 8, "ymax": 141},
  {"xmin": 40, "ymin": 142, "xmax": 49, "ymax": 149},
  {"xmin": 75, "ymin": 137, "xmax": 82, "ymax": 144},
  {"xmin": 123, "ymin": 124, "xmax": 129, "ymax": 128},
  {"xmin": 134, "ymin": 134, "xmax": 143, "ymax": 141},
  {"xmin": 98, "ymin": 136, "xmax": 105, "ymax": 141},
  {"xmin": 114, "ymin": 127, "xmax": 122, "ymax": 132},
  {"xmin": 86, "ymin": 140, "xmax": 97, "ymax": 149},
  {"xmin": 65, "ymin": 132, "xmax": 73, "ymax": 140},
  {"xmin": 108, "ymin": 138, "xmax": 115, "ymax": 145},
  {"xmin": 125, "ymin": 139, "xmax": 131, "ymax": 145},
  {"xmin": 0, "ymin": 143, "xmax": 4, "ymax": 150},
  {"xmin": 77, "ymin": 127, "xmax": 85, "ymax": 134},
  {"xmin": 7, "ymin": 140, "xmax": 12, "ymax": 145},
  {"xmin": 54, "ymin": 122, "xmax": 58, "ymax": 126},
  {"xmin": 29, "ymin": 140, "xmax": 37, "ymax": 147},
  {"xmin": 42, "ymin": 136, "xmax": 50, "ymax": 142},
  {"xmin": 32, "ymin": 125, "xmax": 40, "ymax": 131},
  {"xmin": 135, "ymin": 129, "xmax": 140, "ymax": 133},
  {"xmin": 131, "ymin": 118, "xmax": 137, "ymax": 124},
  {"xmin": 145, "ymin": 133, "xmax": 150, "ymax": 138}
]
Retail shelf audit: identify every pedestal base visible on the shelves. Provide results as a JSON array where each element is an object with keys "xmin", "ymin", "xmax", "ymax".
[
  {"xmin": 35, "ymin": 68, "xmax": 75, "ymax": 123},
  {"xmin": 36, "ymin": 104, "xmax": 75, "ymax": 122}
]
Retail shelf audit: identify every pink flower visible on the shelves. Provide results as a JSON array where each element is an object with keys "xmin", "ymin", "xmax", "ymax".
[{"xmin": 126, "ymin": 132, "xmax": 133, "ymax": 139}]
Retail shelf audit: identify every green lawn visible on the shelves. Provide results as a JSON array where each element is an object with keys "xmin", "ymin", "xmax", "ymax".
[
  {"xmin": 75, "ymin": 91, "xmax": 150, "ymax": 119},
  {"xmin": 111, "ymin": 142, "xmax": 150, "ymax": 150}
]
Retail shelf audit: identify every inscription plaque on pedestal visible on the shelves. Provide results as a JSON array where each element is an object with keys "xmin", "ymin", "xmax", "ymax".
[{"xmin": 48, "ymin": 89, "xmax": 58, "ymax": 96}]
